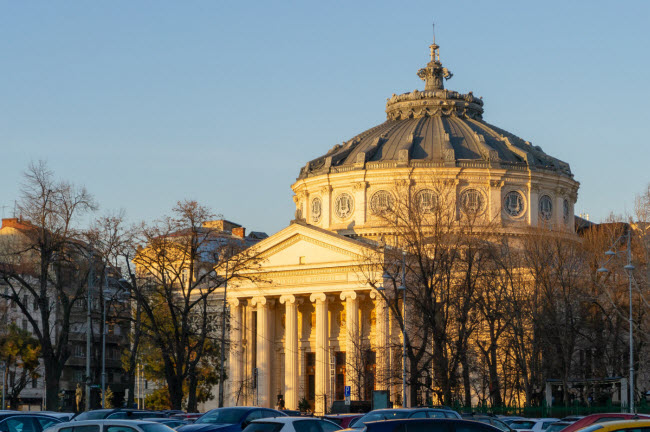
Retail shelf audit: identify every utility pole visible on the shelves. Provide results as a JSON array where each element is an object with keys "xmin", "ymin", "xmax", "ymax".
[
  {"xmin": 86, "ymin": 252, "xmax": 93, "ymax": 411},
  {"xmin": 101, "ymin": 269, "xmax": 107, "ymax": 408}
]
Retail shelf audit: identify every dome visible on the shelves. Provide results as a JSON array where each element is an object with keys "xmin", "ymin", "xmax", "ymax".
[
  {"xmin": 299, "ymin": 43, "xmax": 572, "ymax": 180},
  {"xmin": 291, "ymin": 37, "xmax": 579, "ymax": 237}
]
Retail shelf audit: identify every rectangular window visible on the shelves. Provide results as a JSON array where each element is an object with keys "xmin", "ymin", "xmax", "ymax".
[
  {"xmin": 32, "ymin": 376, "xmax": 38, "ymax": 388},
  {"xmin": 22, "ymin": 319, "xmax": 28, "ymax": 331}
]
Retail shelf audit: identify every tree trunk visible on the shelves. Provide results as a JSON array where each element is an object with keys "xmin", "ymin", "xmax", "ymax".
[
  {"xmin": 44, "ymin": 360, "xmax": 62, "ymax": 411},
  {"xmin": 460, "ymin": 350, "xmax": 472, "ymax": 406},
  {"xmin": 187, "ymin": 371, "xmax": 198, "ymax": 412}
]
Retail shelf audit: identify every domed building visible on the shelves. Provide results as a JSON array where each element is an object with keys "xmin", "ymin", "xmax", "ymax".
[
  {"xmin": 222, "ymin": 38, "xmax": 580, "ymax": 414},
  {"xmin": 292, "ymin": 40, "xmax": 578, "ymax": 236}
]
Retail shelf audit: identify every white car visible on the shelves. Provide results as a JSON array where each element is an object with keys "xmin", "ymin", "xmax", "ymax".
[
  {"xmin": 510, "ymin": 419, "xmax": 561, "ymax": 432},
  {"xmin": 44, "ymin": 419, "xmax": 176, "ymax": 432},
  {"xmin": 243, "ymin": 417, "xmax": 341, "ymax": 432}
]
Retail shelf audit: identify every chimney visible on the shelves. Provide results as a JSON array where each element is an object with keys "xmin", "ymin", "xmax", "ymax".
[
  {"xmin": 232, "ymin": 227, "xmax": 246, "ymax": 238},
  {"xmin": 2, "ymin": 218, "xmax": 21, "ymax": 229}
]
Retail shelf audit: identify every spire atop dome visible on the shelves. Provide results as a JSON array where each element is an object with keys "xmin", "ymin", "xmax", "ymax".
[{"xmin": 417, "ymin": 28, "xmax": 453, "ymax": 91}]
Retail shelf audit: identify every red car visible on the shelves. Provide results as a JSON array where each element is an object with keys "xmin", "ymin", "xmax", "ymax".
[{"xmin": 560, "ymin": 413, "xmax": 650, "ymax": 432}]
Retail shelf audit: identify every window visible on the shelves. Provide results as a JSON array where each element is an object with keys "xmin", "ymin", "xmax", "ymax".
[
  {"xmin": 105, "ymin": 426, "xmax": 137, "ymax": 432},
  {"xmin": 334, "ymin": 193, "xmax": 354, "ymax": 219},
  {"xmin": 503, "ymin": 191, "xmax": 525, "ymax": 217},
  {"xmin": 35, "ymin": 419, "xmax": 59, "ymax": 430},
  {"xmin": 242, "ymin": 423, "xmax": 283, "ymax": 432},
  {"xmin": 416, "ymin": 189, "xmax": 437, "ymax": 213},
  {"xmin": 319, "ymin": 421, "xmax": 341, "ymax": 432},
  {"xmin": 21, "ymin": 320, "xmax": 28, "ymax": 331},
  {"xmin": 409, "ymin": 412, "xmax": 428, "ymax": 419},
  {"xmin": 74, "ymin": 345, "xmax": 85, "ymax": 358},
  {"xmin": 294, "ymin": 421, "xmax": 324, "ymax": 432},
  {"xmin": 311, "ymin": 198, "xmax": 322, "ymax": 223},
  {"xmin": 33, "ymin": 298, "xmax": 39, "ymax": 311},
  {"xmin": 539, "ymin": 195, "xmax": 553, "ymax": 221},
  {"xmin": 460, "ymin": 189, "xmax": 484, "ymax": 215},
  {"xmin": 5, "ymin": 418, "xmax": 36, "ymax": 432},
  {"xmin": 73, "ymin": 370, "xmax": 84, "ymax": 383},
  {"xmin": 243, "ymin": 411, "xmax": 264, "ymax": 426},
  {"xmin": 370, "ymin": 190, "xmax": 393, "ymax": 214},
  {"xmin": 31, "ymin": 377, "xmax": 37, "ymax": 388}
]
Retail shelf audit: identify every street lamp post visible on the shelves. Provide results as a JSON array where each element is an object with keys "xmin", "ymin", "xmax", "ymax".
[
  {"xmin": 398, "ymin": 250, "xmax": 407, "ymax": 408},
  {"xmin": 218, "ymin": 260, "xmax": 229, "ymax": 407},
  {"xmin": 86, "ymin": 252, "xmax": 94, "ymax": 411},
  {"xmin": 597, "ymin": 228, "xmax": 635, "ymax": 413}
]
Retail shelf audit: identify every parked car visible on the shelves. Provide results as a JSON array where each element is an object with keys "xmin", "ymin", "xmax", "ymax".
[
  {"xmin": 38, "ymin": 414, "xmax": 75, "ymax": 422},
  {"xmin": 498, "ymin": 418, "xmax": 526, "ymax": 426},
  {"xmin": 461, "ymin": 415, "xmax": 513, "ymax": 432},
  {"xmin": 342, "ymin": 408, "xmax": 461, "ymax": 431},
  {"xmin": 44, "ymin": 419, "xmax": 176, "ymax": 432},
  {"xmin": 509, "ymin": 418, "xmax": 559, "ymax": 432},
  {"xmin": 322, "ymin": 416, "xmax": 362, "ymax": 429},
  {"xmin": 558, "ymin": 413, "xmax": 650, "ymax": 432},
  {"xmin": 576, "ymin": 419, "xmax": 650, "ymax": 432},
  {"xmin": 243, "ymin": 417, "xmax": 341, "ymax": 432},
  {"xmin": 170, "ymin": 415, "xmax": 202, "ymax": 424},
  {"xmin": 545, "ymin": 421, "xmax": 573, "ymax": 432},
  {"xmin": 177, "ymin": 407, "xmax": 287, "ymax": 432},
  {"xmin": 74, "ymin": 411, "xmax": 160, "ymax": 422},
  {"xmin": 142, "ymin": 419, "xmax": 190, "ymax": 430},
  {"xmin": 0, "ymin": 413, "xmax": 62, "ymax": 432},
  {"xmin": 363, "ymin": 418, "xmax": 502, "ymax": 432}
]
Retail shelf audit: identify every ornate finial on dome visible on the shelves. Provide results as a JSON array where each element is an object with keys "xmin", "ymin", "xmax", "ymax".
[{"xmin": 417, "ymin": 26, "xmax": 453, "ymax": 91}]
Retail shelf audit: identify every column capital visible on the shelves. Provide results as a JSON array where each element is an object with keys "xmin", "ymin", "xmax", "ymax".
[
  {"xmin": 340, "ymin": 291, "xmax": 357, "ymax": 301},
  {"xmin": 310, "ymin": 292, "xmax": 327, "ymax": 303},
  {"xmin": 251, "ymin": 296, "xmax": 267, "ymax": 307},
  {"xmin": 227, "ymin": 297, "xmax": 243, "ymax": 307},
  {"xmin": 280, "ymin": 294, "xmax": 304, "ymax": 305}
]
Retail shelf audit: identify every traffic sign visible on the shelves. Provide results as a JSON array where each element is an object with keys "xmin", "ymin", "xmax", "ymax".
[{"xmin": 344, "ymin": 385, "xmax": 351, "ymax": 405}]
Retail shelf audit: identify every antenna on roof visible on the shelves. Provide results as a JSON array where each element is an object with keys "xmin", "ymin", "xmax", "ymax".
[{"xmin": 432, "ymin": 22, "xmax": 435, "ymax": 44}]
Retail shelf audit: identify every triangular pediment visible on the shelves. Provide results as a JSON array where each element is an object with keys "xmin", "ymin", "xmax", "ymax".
[{"xmin": 251, "ymin": 222, "xmax": 374, "ymax": 270}]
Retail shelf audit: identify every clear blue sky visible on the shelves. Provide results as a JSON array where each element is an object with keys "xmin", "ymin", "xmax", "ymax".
[{"xmin": 2, "ymin": 1, "xmax": 649, "ymax": 234}]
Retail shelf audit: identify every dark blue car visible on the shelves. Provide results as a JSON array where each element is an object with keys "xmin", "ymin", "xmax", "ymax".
[
  {"xmin": 363, "ymin": 419, "xmax": 502, "ymax": 432},
  {"xmin": 177, "ymin": 407, "xmax": 287, "ymax": 432}
]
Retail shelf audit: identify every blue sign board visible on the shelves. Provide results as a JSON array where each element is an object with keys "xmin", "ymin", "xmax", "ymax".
[{"xmin": 344, "ymin": 386, "xmax": 351, "ymax": 397}]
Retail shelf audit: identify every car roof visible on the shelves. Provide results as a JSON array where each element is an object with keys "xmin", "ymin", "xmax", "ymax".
[
  {"xmin": 252, "ymin": 417, "xmax": 336, "ymax": 424},
  {"xmin": 586, "ymin": 419, "xmax": 650, "ymax": 431},
  {"xmin": 58, "ymin": 420, "xmax": 161, "ymax": 426}
]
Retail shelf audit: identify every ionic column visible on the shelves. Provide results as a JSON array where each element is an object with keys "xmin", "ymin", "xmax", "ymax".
[
  {"xmin": 310, "ymin": 293, "xmax": 329, "ymax": 415},
  {"xmin": 251, "ymin": 296, "xmax": 272, "ymax": 407},
  {"xmin": 340, "ymin": 291, "xmax": 360, "ymax": 399},
  {"xmin": 370, "ymin": 291, "xmax": 389, "ymax": 391},
  {"xmin": 228, "ymin": 298, "xmax": 243, "ymax": 406},
  {"xmin": 280, "ymin": 294, "xmax": 301, "ymax": 410}
]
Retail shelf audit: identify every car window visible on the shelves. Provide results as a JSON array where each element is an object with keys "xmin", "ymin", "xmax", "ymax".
[
  {"xmin": 36, "ymin": 419, "xmax": 61, "ymax": 431},
  {"xmin": 242, "ymin": 422, "xmax": 283, "ymax": 432},
  {"xmin": 319, "ymin": 421, "xmax": 341, "ymax": 432},
  {"xmin": 294, "ymin": 421, "xmax": 325, "ymax": 432},
  {"xmin": 354, "ymin": 411, "xmax": 410, "ymax": 427},
  {"xmin": 542, "ymin": 423, "xmax": 554, "ymax": 430},
  {"xmin": 196, "ymin": 409, "xmax": 248, "ymax": 425},
  {"xmin": 490, "ymin": 420, "xmax": 511, "ymax": 432},
  {"xmin": 428, "ymin": 412, "xmax": 447, "ymax": 419},
  {"xmin": 74, "ymin": 412, "xmax": 112, "ymax": 421},
  {"xmin": 137, "ymin": 424, "xmax": 175, "ymax": 432},
  {"xmin": 620, "ymin": 428, "xmax": 650, "ymax": 432},
  {"xmin": 244, "ymin": 411, "xmax": 264, "ymax": 424},
  {"xmin": 58, "ymin": 428, "xmax": 73, "ymax": 432},
  {"xmin": 512, "ymin": 422, "xmax": 536, "ymax": 430},
  {"xmin": 575, "ymin": 425, "xmax": 603, "ymax": 432},
  {"xmin": 410, "ymin": 412, "xmax": 428, "ymax": 419},
  {"xmin": 107, "ymin": 414, "xmax": 127, "ymax": 420},
  {"xmin": 105, "ymin": 426, "xmax": 138, "ymax": 432},
  {"xmin": 260, "ymin": 411, "xmax": 281, "ymax": 420},
  {"xmin": 5, "ymin": 418, "xmax": 37, "ymax": 432},
  {"xmin": 72, "ymin": 427, "xmax": 99, "ymax": 432}
]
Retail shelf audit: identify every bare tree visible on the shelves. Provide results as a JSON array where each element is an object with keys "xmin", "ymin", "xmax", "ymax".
[
  {"xmin": 132, "ymin": 200, "xmax": 262, "ymax": 410},
  {"xmin": 0, "ymin": 161, "xmax": 96, "ymax": 409}
]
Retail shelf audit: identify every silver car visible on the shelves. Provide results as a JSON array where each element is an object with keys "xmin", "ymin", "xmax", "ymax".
[{"xmin": 45, "ymin": 420, "xmax": 176, "ymax": 432}]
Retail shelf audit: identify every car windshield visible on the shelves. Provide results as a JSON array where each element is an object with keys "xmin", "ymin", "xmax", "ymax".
[
  {"xmin": 139, "ymin": 424, "xmax": 176, "ymax": 432},
  {"xmin": 196, "ymin": 409, "xmax": 248, "ymax": 425},
  {"xmin": 545, "ymin": 424, "xmax": 569, "ymax": 432},
  {"xmin": 511, "ymin": 421, "xmax": 536, "ymax": 429},
  {"xmin": 352, "ymin": 411, "xmax": 410, "ymax": 428},
  {"xmin": 242, "ymin": 422, "xmax": 284, "ymax": 432},
  {"xmin": 74, "ymin": 411, "xmax": 112, "ymax": 421}
]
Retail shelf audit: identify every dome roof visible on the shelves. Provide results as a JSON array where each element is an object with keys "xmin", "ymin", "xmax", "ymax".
[{"xmin": 298, "ymin": 40, "xmax": 572, "ymax": 180}]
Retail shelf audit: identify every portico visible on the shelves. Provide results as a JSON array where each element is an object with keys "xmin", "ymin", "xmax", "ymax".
[{"xmin": 225, "ymin": 221, "xmax": 392, "ymax": 415}]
